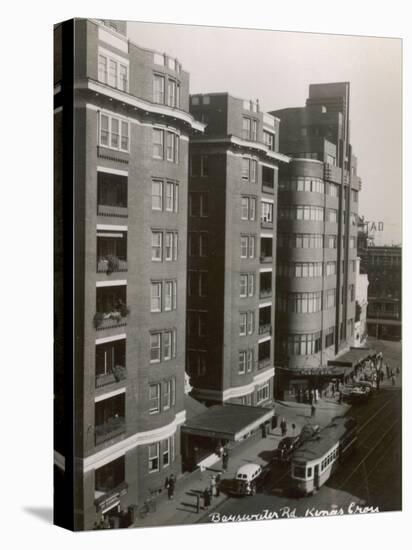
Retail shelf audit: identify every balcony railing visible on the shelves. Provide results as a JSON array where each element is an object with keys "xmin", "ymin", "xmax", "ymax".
[
  {"xmin": 97, "ymin": 257, "xmax": 128, "ymax": 273},
  {"xmin": 261, "ymin": 220, "xmax": 274, "ymax": 230},
  {"xmin": 97, "ymin": 204, "xmax": 128, "ymax": 218},
  {"xmin": 95, "ymin": 416, "xmax": 126, "ymax": 445},
  {"xmin": 258, "ymin": 357, "xmax": 272, "ymax": 369},
  {"xmin": 95, "ymin": 366, "xmax": 127, "ymax": 389},
  {"xmin": 258, "ymin": 323, "xmax": 272, "ymax": 336},
  {"xmin": 259, "ymin": 288, "xmax": 272, "ymax": 299},
  {"xmin": 94, "ymin": 305, "xmax": 130, "ymax": 330},
  {"xmin": 260, "ymin": 255, "xmax": 273, "ymax": 264},
  {"xmin": 94, "ymin": 481, "xmax": 128, "ymax": 511}
]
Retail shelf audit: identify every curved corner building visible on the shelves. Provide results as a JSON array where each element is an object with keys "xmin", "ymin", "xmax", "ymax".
[
  {"xmin": 271, "ymin": 82, "xmax": 360, "ymax": 398},
  {"xmin": 54, "ymin": 19, "xmax": 203, "ymax": 529}
]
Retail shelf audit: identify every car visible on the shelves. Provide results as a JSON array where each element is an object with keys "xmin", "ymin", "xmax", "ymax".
[
  {"xmin": 232, "ymin": 463, "xmax": 263, "ymax": 496},
  {"xmin": 277, "ymin": 436, "xmax": 301, "ymax": 463}
]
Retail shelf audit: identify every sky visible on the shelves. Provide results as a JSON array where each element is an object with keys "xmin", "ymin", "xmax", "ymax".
[{"xmin": 127, "ymin": 21, "xmax": 402, "ymax": 245}]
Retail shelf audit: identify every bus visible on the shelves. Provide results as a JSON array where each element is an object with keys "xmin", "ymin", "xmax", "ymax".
[{"xmin": 290, "ymin": 416, "xmax": 357, "ymax": 496}]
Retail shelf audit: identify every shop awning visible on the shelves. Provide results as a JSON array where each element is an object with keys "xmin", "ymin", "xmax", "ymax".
[
  {"xmin": 182, "ymin": 403, "xmax": 274, "ymax": 442},
  {"xmin": 328, "ymin": 347, "xmax": 377, "ymax": 369}
]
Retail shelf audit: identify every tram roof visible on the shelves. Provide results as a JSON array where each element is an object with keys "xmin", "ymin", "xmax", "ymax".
[{"xmin": 293, "ymin": 417, "xmax": 354, "ymax": 462}]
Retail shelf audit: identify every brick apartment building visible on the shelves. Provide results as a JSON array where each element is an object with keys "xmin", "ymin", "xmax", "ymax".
[
  {"xmin": 271, "ymin": 83, "xmax": 361, "ymax": 398},
  {"xmin": 186, "ymin": 93, "xmax": 290, "ymax": 405},
  {"xmin": 54, "ymin": 18, "xmax": 204, "ymax": 529}
]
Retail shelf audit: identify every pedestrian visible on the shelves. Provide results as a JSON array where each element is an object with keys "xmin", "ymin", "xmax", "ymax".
[
  {"xmin": 222, "ymin": 448, "xmax": 229, "ymax": 472},
  {"xmin": 203, "ymin": 487, "xmax": 211, "ymax": 510},
  {"xmin": 210, "ymin": 475, "xmax": 217, "ymax": 497},
  {"xmin": 380, "ymin": 370, "xmax": 384, "ymax": 382},
  {"xmin": 391, "ymin": 375, "xmax": 396, "ymax": 386},
  {"xmin": 280, "ymin": 417, "xmax": 287, "ymax": 437},
  {"xmin": 166, "ymin": 473, "xmax": 175, "ymax": 500},
  {"xmin": 311, "ymin": 404, "xmax": 316, "ymax": 418},
  {"xmin": 297, "ymin": 388, "xmax": 302, "ymax": 403},
  {"xmin": 338, "ymin": 391, "xmax": 343, "ymax": 404},
  {"xmin": 386, "ymin": 363, "xmax": 390, "ymax": 379},
  {"xmin": 315, "ymin": 388, "xmax": 319, "ymax": 403},
  {"xmin": 215, "ymin": 473, "xmax": 221, "ymax": 497},
  {"xmin": 396, "ymin": 366, "xmax": 400, "ymax": 376},
  {"xmin": 291, "ymin": 423, "xmax": 296, "ymax": 436}
]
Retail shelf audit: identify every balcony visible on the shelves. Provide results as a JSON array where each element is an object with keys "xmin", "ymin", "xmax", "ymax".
[
  {"xmin": 259, "ymin": 288, "xmax": 272, "ymax": 299},
  {"xmin": 258, "ymin": 357, "xmax": 272, "ymax": 370},
  {"xmin": 97, "ymin": 204, "xmax": 128, "ymax": 218},
  {"xmin": 95, "ymin": 415, "xmax": 126, "ymax": 445},
  {"xmin": 96, "ymin": 366, "xmax": 127, "ymax": 389},
  {"xmin": 95, "ymin": 286, "xmax": 129, "ymax": 330},
  {"xmin": 260, "ymin": 255, "xmax": 273, "ymax": 264},
  {"xmin": 261, "ymin": 219, "xmax": 274, "ymax": 230},
  {"xmin": 97, "ymin": 256, "xmax": 128, "ymax": 274},
  {"xmin": 94, "ymin": 481, "xmax": 128, "ymax": 511},
  {"xmin": 258, "ymin": 323, "xmax": 272, "ymax": 336}
]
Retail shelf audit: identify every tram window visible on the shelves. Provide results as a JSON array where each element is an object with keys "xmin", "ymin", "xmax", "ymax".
[
  {"xmin": 307, "ymin": 467, "xmax": 312, "ymax": 477},
  {"xmin": 294, "ymin": 465, "xmax": 306, "ymax": 478}
]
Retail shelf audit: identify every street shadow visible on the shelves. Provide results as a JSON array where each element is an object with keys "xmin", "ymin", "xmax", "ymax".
[
  {"xmin": 22, "ymin": 506, "xmax": 53, "ymax": 524},
  {"xmin": 257, "ymin": 449, "xmax": 277, "ymax": 463}
]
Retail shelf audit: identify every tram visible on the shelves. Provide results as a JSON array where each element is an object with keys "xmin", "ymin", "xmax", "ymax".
[{"xmin": 290, "ymin": 416, "xmax": 357, "ymax": 495}]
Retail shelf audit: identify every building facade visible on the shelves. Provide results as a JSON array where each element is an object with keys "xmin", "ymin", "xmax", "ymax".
[
  {"xmin": 54, "ymin": 18, "xmax": 203, "ymax": 530},
  {"xmin": 271, "ymin": 83, "xmax": 361, "ymax": 397},
  {"xmin": 354, "ymin": 257, "xmax": 369, "ymax": 347},
  {"xmin": 187, "ymin": 93, "xmax": 289, "ymax": 406},
  {"xmin": 359, "ymin": 245, "xmax": 402, "ymax": 340}
]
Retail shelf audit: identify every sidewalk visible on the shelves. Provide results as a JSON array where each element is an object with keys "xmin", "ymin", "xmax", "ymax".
[{"xmin": 132, "ymin": 397, "xmax": 349, "ymax": 529}]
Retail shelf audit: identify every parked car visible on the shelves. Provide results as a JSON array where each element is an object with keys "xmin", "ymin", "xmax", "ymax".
[
  {"xmin": 277, "ymin": 436, "xmax": 301, "ymax": 463},
  {"xmin": 232, "ymin": 463, "xmax": 263, "ymax": 496}
]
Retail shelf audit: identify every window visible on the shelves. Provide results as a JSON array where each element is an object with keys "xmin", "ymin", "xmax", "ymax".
[
  {"xmin": 151, "ymin": 232, "xmax": 163, "ymax": 261},
  {"xmin": 239, "ymin": 313, "xmax": 247, "ymax": 336},
  {"xmin": 326, "ymin": 289, "xmax": 336, "ymax": 309},
  {"xmin": 150, "ymin": 330, "xmax": 177, "ymax": 363},
  {"xmin": 189, "ymin": 233, "xmax": 208, "ymax": 257},
  {"xmin": 257, "ymin": 383, "xmax": 269, "ymax": 404},
  {"xmin": 188, "ymin": 310, "xmax": 208, "ymax": 337},
  {"xmin": 277, "ymin": 292, "xmax": 322, "ymax": 314},
  {"xmin": 241, "ymin": 196, "xmax": 256, "ymax": 221},
  {"xmin": 242, "ymin": 158, "xmax": 257, "ymax": 183},
  {"xmin": 165, "ymin": 182, "xmax": 179, "ymax": 212},
  {"xmin": 167, "ymin": 80, "xmax": 177, "ymax": 107},
  {"xmin": 150, "ymin": 333, "xmax": 161, "ymax": 363},
  {"xmin": 99, "ymin": 113, "xmax": 129, "ymax": 152},
  {"xmin": 278, "ymin": 233, "xmax": 324, "ymax": 249},
  {"xmin": 240, "ymin": 273, "xmax": 254, "ymax": 298},
  {"xmin": 162, "ymin": 437, "xmax": 170, "ymax": 466},
  {"xmin": 189, "ymin": 193, "xmax": 208, "ymax": 217},
  {"xmin": 261, "ymin": 202, "xmax": 273, "ymax": 224},
  {"xmin": 152, "ymin": 129, "xmax": 179, "ymax": 163},
  {"xmin": 149, "ymin": 384, "xmax": 161, "ymax": 414},
  {"xmin": 153, "ymin": 128, "xmax": 164, "ymax": 159},
  {"xmin": 351, "ymin": 190, "xmax": 358, "ymax": 203},
  {"xmin": 242, "ymin": 117, "xmax": 258, "ymax": 141},
  {"xmin": 349, "ymin": 284, "xmax": 355, "ymax": 302},
  {"xmin": 163, "ymin": 378, "xmax": 176, "ymax": 411},
  {"xmin": 187, "ymin": 350, "xmax": 207, "ymax": 377},
  {"xmin": 328, "ymin": 209, "xmax": 338, "ymax": 223},
  {"xmin": 279, "ymin": 333, "xmax": 322, "ymax": 356},
  {"xmin": 329, "ymin": 183, "xmax": 339, "ymax": 197},
  {"xmin": 152, "ymin": 180, "xmax": 163, "ymax": 210},
  {"xmin": 191, "ymin": 155, "xmax": 209, "ymax": 177},
  {"xmin": 165, "ymin": 280, "xmax": 177, "ymax": 311},
  {"xmin": 277, "ymin": 262, "xmax": 323, "ymax": 278},
  {"xmin": 326, "ymin": 235, "xmax": 337, "ymax": 249},
  {"xmin": 279, "ymin": 177, "xmax": 324, "ymax": 194},
  {"xmin": 326, "ymin": 262, "xmax": 337, "ymax": 276},
  {"xmin": 278, "ymin": 206, "xmax": 324, "ymax": 221},
  {"xmin": 151, "ymin": 282, "xmax": 162, "ymax": 312},
  {"xmin": 247, "ymin": 311, "xmax": 254, "ymax": 334},
  {"xmin": 349, "ymin": 237, "xmax": 356, "ymax": 249},
  {"xmin": 98, "ymin": 52, "xmax": 129, "ymax": 91},
  {"xmin": 148, "ymin": 443, "xmax": 160, "ymax": 472},
  {"xmin": 188, "ymin": 271, "xmax": 208, "ymax": 297},
  {"xmin": 238, "ymin": 351, "xmax": 246, "ymax": 374},
  {"xmin": 165, "ymin": 232, "xmax": 178, "ymax": 261},
  {"xmin": 263, "ymin": 130, "xmax": 275, "ymax": 151},
  {"xmin": 153, "ymin": 75, "xmax": 165, "ymax": 103},
  {"xmin": 247, "ymin": 349, "xmax": 254, "ymax": 372}
]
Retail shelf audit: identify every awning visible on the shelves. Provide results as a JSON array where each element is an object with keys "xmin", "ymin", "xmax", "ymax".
[
  {"xmin": 328, "ymin": 347, "xmax": 377, "ymax": 369},
  {"xmin": 182, "ymin": 403, "xmax": 274, "ymax": 442},
  {"xmin": 367, "ymin": 318, "xmax": 401, "ymax": 326}
]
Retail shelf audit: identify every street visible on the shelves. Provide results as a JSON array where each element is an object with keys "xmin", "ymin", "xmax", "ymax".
[{"xmin": 200, "ymin": 367, "xmax": 401, "ymax": 523}]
